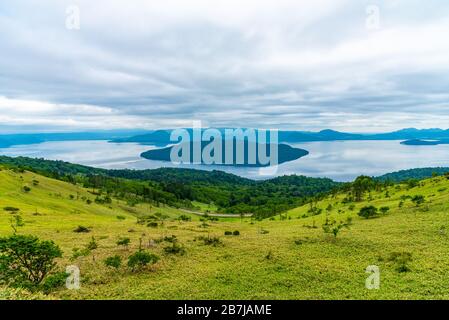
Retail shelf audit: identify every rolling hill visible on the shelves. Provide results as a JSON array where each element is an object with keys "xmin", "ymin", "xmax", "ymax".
[{"xmin": 2, "ymin": 165, "xmax": 449, "ymax": 299}]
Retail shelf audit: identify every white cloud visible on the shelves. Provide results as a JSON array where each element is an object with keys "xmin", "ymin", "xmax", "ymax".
[{"xmin": 0, "ymin": 0, "xmax": 449, "ymax": 132}]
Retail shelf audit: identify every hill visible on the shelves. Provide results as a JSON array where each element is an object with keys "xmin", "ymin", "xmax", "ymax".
[
  {"xmin": 2, "ymin": 168, "xmax": 449, "ymax": 299},
  {"xmin": 0, "ymin": 156, "xmax": 339, "ymax": 218}
]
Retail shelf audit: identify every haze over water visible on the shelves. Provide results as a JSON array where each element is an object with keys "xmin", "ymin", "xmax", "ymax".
[{"xmin": 1, "ymin": 140, "xmax": 449, "ymax": 182}]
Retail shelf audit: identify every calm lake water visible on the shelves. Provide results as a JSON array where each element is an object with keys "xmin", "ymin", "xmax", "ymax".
[{"xmin": 1, "ymin": 140, "xmax": 449, "ymax": 181}]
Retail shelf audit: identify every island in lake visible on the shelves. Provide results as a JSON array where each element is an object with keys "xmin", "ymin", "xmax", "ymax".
[
  {"xmin": 401, "ymin": 139, "xmax": 449, "ymax": 146},
  {"xmin": 141, "ymin": 140, "xmax": 309, "ymax": 167}
]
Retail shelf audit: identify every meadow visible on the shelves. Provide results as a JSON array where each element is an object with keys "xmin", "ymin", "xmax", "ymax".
[{"xmin": 1, "ymin": 167, "xmax": 449, "ymax": 299}]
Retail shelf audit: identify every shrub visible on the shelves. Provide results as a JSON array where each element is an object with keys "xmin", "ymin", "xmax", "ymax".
[
  {"xmin": 147, "ymin": 222, "xmax": 158, "ymax": 228},
  {"xmin": 388, "ymin": 252, "xmax": 412, "ymax": 273},
  {"xmin": 163, "ymin": 235, "xmax": 177, "ymax": 243},
  {"xmin": 163, "ymin": 242, "xmax": 186, "ymax": 255},
  {"xmin": 322, "ymin": 217, "xmax": 352, "ymax": 239},
  {"xmin": 0, "ymin": 235, "xmax": 62, "ymax": 288},
  {"xmin": 380, "ymin": 206, "xmax": 390, "ymax": 214},
  {"xmin": 22, "ymin": 186, "xmax": 31, "ymax": 193},
  {"xmin": 3, "ymin": 207, "xmax": 19, "ymax": 213},
  {"xmin": 41, "ymin": 271, "xmax": 68, "ymax": 293},
  {"xmin": 116, "ymin": 215, "xmax": 126, "ymax": 220},
  {"xmin": 232, "ymin": 230, "xmax": 240, "ymax": 236},
  {"xmin": 197, "ymin": 235, "xmax": 222, "ymax": 246},
  {"xmin": 116, "ymin": 237, "xmax": 131, "ymax": 248},
  {"xmin": 412, "ymin": 195, "xmax": 425, "ymax": 206},
  {"xmin": 178, "ymin": 214, "xmax": 191, "ymax": 222},
  {"xmin": 127, "ymin": 251, "xmax": 159, "ymax": 271},
  {"xmin": 86, "ymin": 237, "xmax": 98, "ymax": 251},
  {"xmin": 104, "ymin": 255, "xmax": 122, "ymax": 269},
  {"xmin": 358, "ymin": 206, "xmax": 378, "ymax": 219},
  {"xmin": 224, "ymin": 231, "xmax": 233, "ymax": 236},
  {"xmin": 73, "ymin": 225, "xmax": 90, "ymax": 233}
]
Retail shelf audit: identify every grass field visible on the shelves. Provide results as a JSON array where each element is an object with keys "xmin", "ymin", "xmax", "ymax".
[{"xmin": 2, "ymin": 167, "xmax": 449, "ymax": 299}]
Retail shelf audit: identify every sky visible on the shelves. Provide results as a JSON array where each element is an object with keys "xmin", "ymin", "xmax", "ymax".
[{"xmin": 1, "ymin": 0, "xmax": 449, "ymax": 133}]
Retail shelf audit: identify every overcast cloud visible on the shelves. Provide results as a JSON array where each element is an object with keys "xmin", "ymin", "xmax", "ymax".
[{"xmin": 1, "ymin": 0, "xmax": 449, "ymax": 133}]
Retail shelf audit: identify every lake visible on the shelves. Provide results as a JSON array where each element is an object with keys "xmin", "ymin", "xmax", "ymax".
[{"xmin": 1, "ymin": 140, "xmax": 449, "ymax": 182}]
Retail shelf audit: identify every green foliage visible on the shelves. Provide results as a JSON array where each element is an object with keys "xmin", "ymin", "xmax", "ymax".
[
  {"xmin": 127, "ymin": 251, "xmax": 159, "ymax": 271},
  {"xmin": 10, "ymin": 215, "xmax": 25, "ymax": 233},
  {"xmin": 178, "ymin": 214, "xmax": 192, "ymax": 221},
  {"xmin": 41, "ymin": 271, "xmax": 68, "ymax": 293},
  {"xmin": 388, "ymin": 252, "xmax": 412, "ymax": 273},
  {"xmin": 412, "ymin": 195, "xmax": 425, "ymax": 206},
  {"xmin": 116, "ymin": 237, "xmax": 131, "ymax": 248},
  {"xmin": 0, "ymin": 156, "xmax": 340, "ymax": 219},
  {"xmin": 0, "ymin": 235, "xmax": 62, "ymax": 288},
  {"xmin": 358, "ymin": 206, "xmax": 379, "ymax": 219},
  {"xmin": 197, "ymin": 235, "xmax": 222, "ymax": 246},
  {"xmin": 163, "ymin": 241, "xmax": 186, "ymax": 256},
  {"xmin": 3, "ymin": 207, "xmax": 19, "ymax": 213},
  {"xmin": 73, "ymin": 225, "xmax": 90, "ymax": 233},
  {"xmin": 352, "ymin": 176, "xmax": 375, "ymax": 201},
  {"xmin": 322, "ymin": 217, "xmax": 352, "ymax": 239},
  {"xmin": 380, "ymin": 206, "xmax": 390, "ymax": 214},
  {"xmin": 104, "ymin": 255, "xmax": 122, "ymax": 269}
]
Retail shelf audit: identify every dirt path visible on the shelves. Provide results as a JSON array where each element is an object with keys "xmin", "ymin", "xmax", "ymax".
[{"xmin": 180, "ymin": 208, "xmax": 253, "ymax": 218}]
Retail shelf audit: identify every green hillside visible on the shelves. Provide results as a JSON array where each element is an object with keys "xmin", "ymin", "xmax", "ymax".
[{"xmin": 2, "ymin": 166, "xmax": 449, "ymax": 299}]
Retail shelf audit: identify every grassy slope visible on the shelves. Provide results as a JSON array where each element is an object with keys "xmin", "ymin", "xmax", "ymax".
[{"xmin": 2, "ymin": 168, "xmax": 449, "ymax": 299}]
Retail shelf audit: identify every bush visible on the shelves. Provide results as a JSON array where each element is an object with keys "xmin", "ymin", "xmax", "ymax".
[
  {"xmin": 41, "ymin": 271, "xmax": 68, "ymax": 293},
  {"xmin": 127, "ymin": 251, "xmax": 159, "ymax": 271},
  {"xmin": 22, "ymin": 186, "xmax": 31, "ymax": 193},
  {"xmin": 116, "ymin": 215, "xmax": 126, "ymax": 220},
  {"xmin": 104, "ymin": 255, "xmax": 122, "ymax": 269},
  {"xmin": 0, "ymin": 235, "xmax": 62, "ymax": 288},
  {"xmin": 388, "ymin": 252, "xmax": 412, "ymax": 273},
  {"xmin": 380, "ymin": 206, "xmax": 390, "ymax": 214},
  {"xmin": 322, "ymin": 217, "xmax": 352, "ymax": 239},
  {"xmin": 3, "ymin": 207, "xmax": 19, "ymax": 213},
  {"xmin": 197, "ymin": 236, "xmax": 222, "ymax": 246},
  {"xmin": 147, "ymin": 222, "xmax": 158, "ymax": 228},
  {"xmin": 412, "ymin": 195, "xmax": 425, "ymax": 206},
  {"xmin": 224, "ymin": 231, "xmax": 232, "ymax": 236},
  {"xmin": 73, "ymin": 225, "xmax": 90, "ymax": 233},
  {"xmin": 358, "ymin": 206, "xmax": 378, "ymax": 219},
  {"xmin": 164, "ymin": 242, "xmax": 186, "ymax": 255},
  {"xmin": 232, "ymin": 230, "xmax": 240, "ymax": 236},
  {"xmin": 178, "ymin": 214, "xmax": 191, "ymax": 222},
  {"xmin": 116, "ymin": 237, "xmax": 131, "ymax": 248}
]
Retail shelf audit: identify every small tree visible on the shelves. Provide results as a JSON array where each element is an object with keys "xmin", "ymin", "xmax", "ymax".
[
  {"xmin": 380, "ymin": 206, "xmax": 390, "ymax": 215},
  {"xmin": 116, "ymin": 237, "xmax": 131, "ymax": 249},
  {"xmin": 0, "ymin": 235, "xmax": 62, "ymax": 288},
  {"xmin": 358, "ymin": 206, "xmax": 378, "ymax": 219},
  {"xmin": 412, "ymin": 195, "xmax": 425, "ymax": 207},
  {"xmin": 322, "ymin": 216, "xmax": 352, "ymax": 239},
  {"xmin": 104, "ymin": 255, "xmax": 122, "ymax": 269},
  {"xmin": 127, "ymin": 251, "xmax": 159, "ymax": 272}
]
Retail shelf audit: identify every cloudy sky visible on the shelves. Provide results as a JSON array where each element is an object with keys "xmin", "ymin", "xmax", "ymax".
[{"xmin": 1, "ymin": 0, "xmax": 449, "ymax": 133}]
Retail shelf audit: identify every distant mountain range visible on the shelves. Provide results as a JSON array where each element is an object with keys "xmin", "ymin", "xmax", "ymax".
[
  {"xmin": 2, "ymin": 128, "xmax": 449, "ymax": 149},
  {"xmin": 0, "ymin": 130, "xmax": 149, "ymax": 148},
  {"xmin": 112, "ymin": 128, "xmax": 449, "ymax": 146}
]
